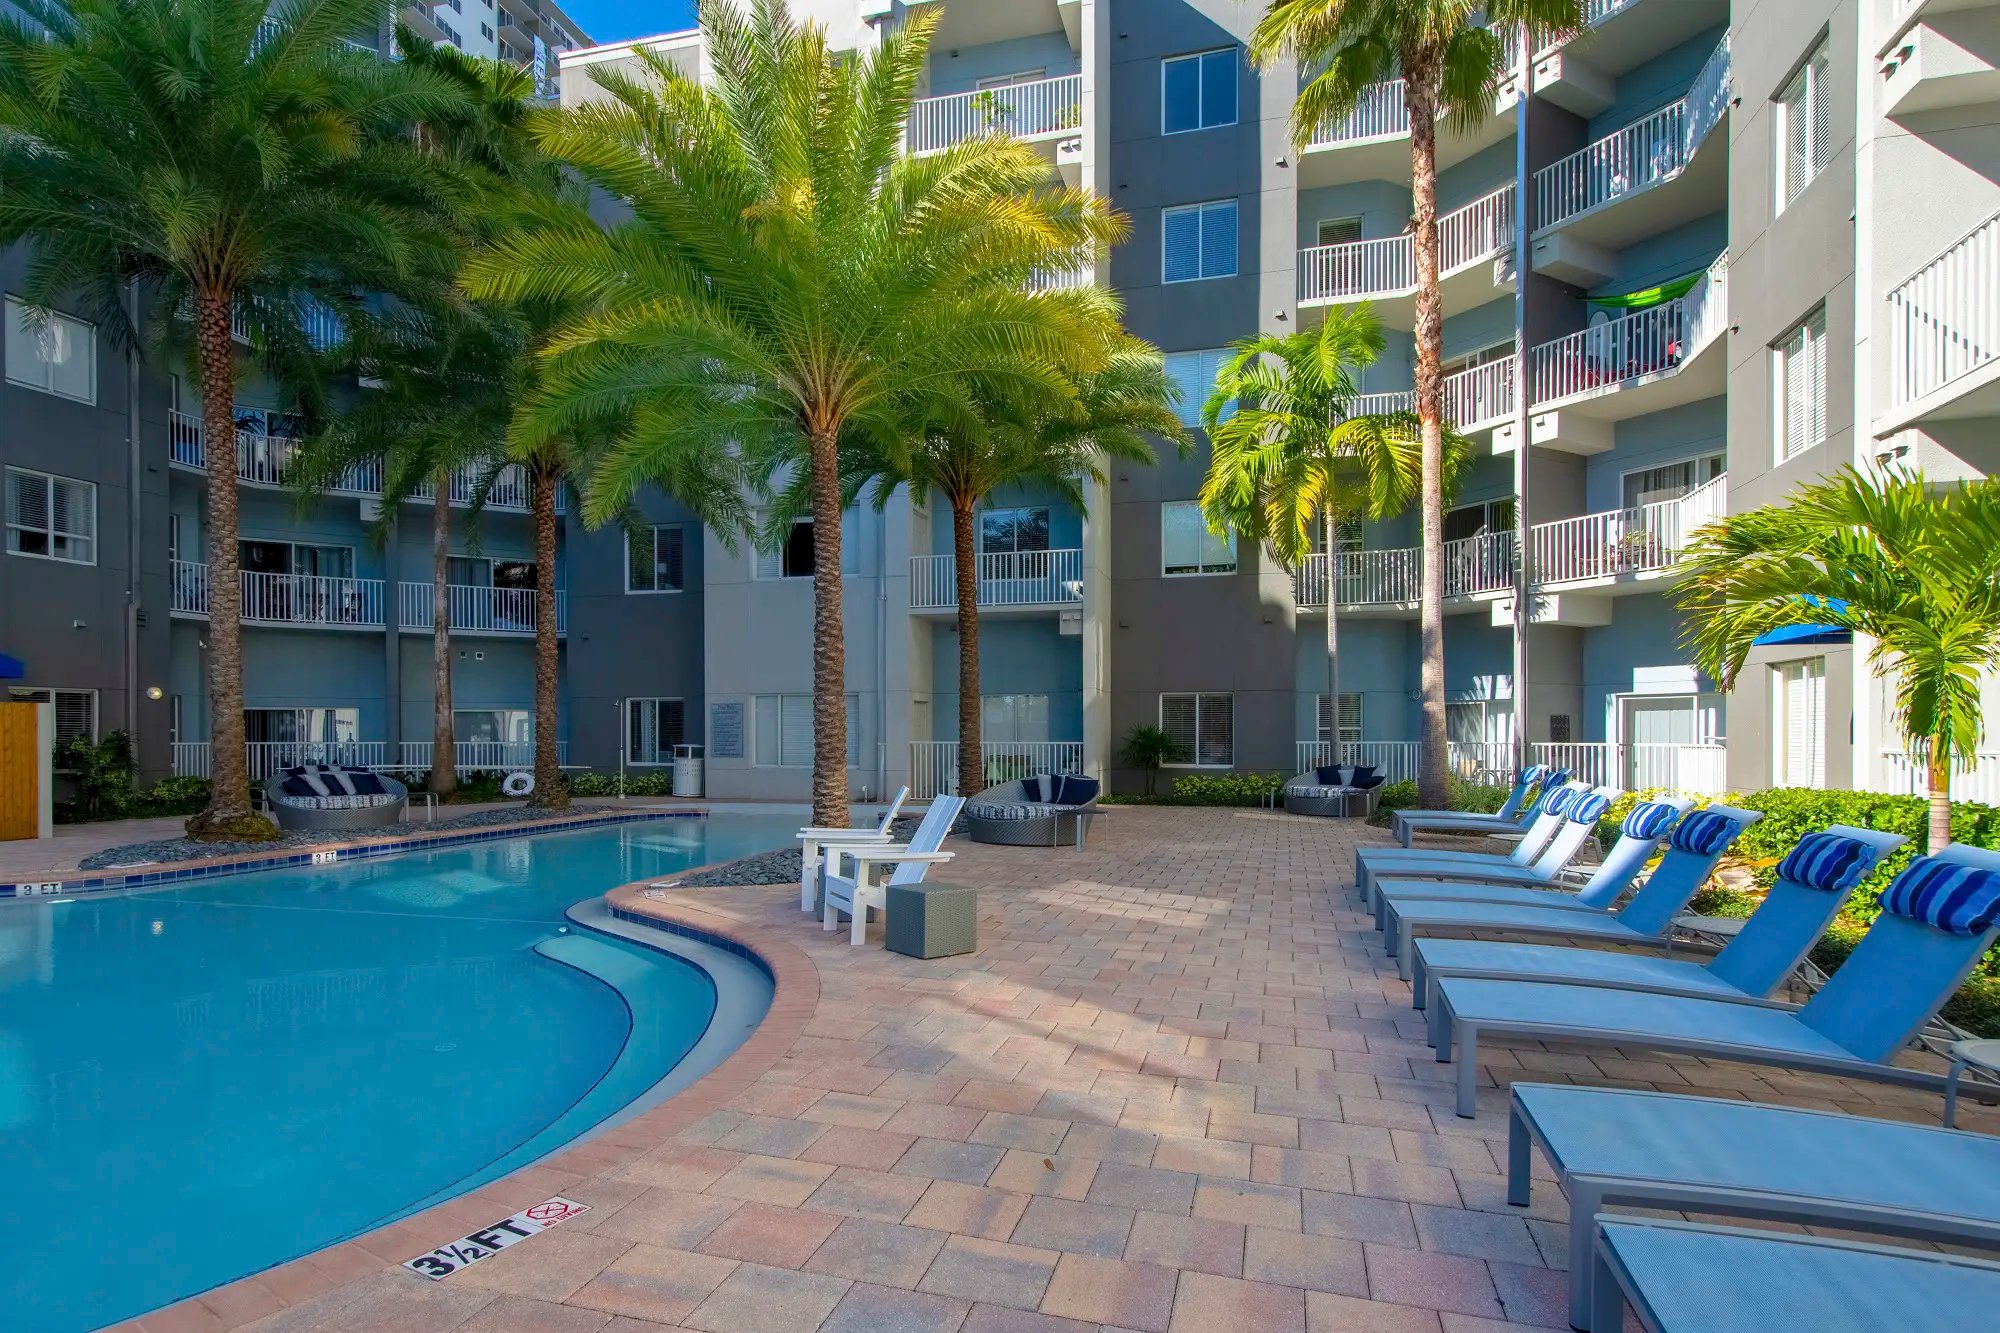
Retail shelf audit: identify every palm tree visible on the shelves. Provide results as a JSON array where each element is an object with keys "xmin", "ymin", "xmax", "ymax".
[
  {"xmin": 1199, "ymin": 307, "xmax": 1469, "ymax": 770},
  {"xmin": 1673, "ymin": 469, "xmax": 2000, "ymax": 850},
  {"xmin": 0, "ymin": 0, "xmax": 462, "ymax": 837},
  {"xmin": 464, "ymin": 0, "xmax": 1126, "ymax": 828},
  {"xmin": 1249, "ymin": 0, "xmax": 1583, "ymax": 806}
]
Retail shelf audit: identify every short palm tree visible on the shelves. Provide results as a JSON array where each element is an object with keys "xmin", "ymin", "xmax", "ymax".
[
  {"xmin": 1673, "ymin": 468, "xmax": 2000, "ymax": 849},
  {"xmin": 465, "ymin": 0, "xmax": 1126, "ymax": 828},
  {"xmin": 1249, "ymin": 0, "xmax": 1584, "ymax": 805},
  {"xmin": 1200, "ymin": 308, "xmax": 1468, "ymax": 767},
  {"xmin": 0, "ymin": 0, "xmax": 462, "ymax": 837}
]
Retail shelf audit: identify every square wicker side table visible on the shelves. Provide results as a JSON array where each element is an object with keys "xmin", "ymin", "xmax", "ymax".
[{"xmin": 884, "ymin": 881, "xmax": 978, "ymax": 958}]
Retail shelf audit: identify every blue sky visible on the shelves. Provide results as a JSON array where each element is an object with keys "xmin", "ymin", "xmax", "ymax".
[{"xmin": 565, "ymin": 0, "xmax": 698, "ymax": 44}]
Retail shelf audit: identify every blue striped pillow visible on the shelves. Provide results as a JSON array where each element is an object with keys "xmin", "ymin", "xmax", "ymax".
[
  {"xmin": 1519, "ymin": 764, "xmax": 1549, "ymax": 785},
  {"xmin": 1668, "ymin": 808, "xmax": 1739, "ymax": 856},
  {"xmin": 1621, "ymin": 800, "xmax": 1680, "ymax": 840},
  {"xmin": 1775, "ymin": 833, "xmax": 1875, "ymax": 892},
  {"xmin": 1541, "ymin": 785, "xmax": 1580, "ymax": 819},
  {"xmin": 1566, "ymin": 792, "xmax": 1612, "ymax": 825},
  {"xmin": 1879, "ymin": 857, "xmax": 2000, "ymax": 936}
]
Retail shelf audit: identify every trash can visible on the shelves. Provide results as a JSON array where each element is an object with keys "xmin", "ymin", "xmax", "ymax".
[{"xmin": 672, "ymin": 744, "xmax": 705, "ymax": 798}]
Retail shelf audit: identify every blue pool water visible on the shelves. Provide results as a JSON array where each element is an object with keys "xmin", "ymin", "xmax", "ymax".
[{"xmin": 0, "ymin": 813, "xmax": 799, "ymax": 1332}]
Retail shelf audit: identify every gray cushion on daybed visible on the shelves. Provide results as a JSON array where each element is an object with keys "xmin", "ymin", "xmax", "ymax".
[{"xmin": 966, "ymin": 801, "xmax": 1047, "ymax": 821}]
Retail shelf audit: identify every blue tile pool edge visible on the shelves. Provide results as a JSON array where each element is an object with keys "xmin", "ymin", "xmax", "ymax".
[{"xmin": 0, "ymin": 809, "xmax": 708, "ymax": 902}]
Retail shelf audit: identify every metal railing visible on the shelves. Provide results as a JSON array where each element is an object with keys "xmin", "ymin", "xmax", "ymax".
[
  {"xmin": 1292, "ymin": 741, "xmax": 1516, "ymax": 784},
  {"xmin": 1878, "ymin": 749, "xmax": 2000, "ymax": 805},
  {"xmin": 1532, "ymin": 741, "xmax": 1729, "ymax": 795},
  {"xmin": 1299, "ymin": 184, "xmax": 1513, "ymax": 303},
  {"xmin": 1888, "ymin": 207, "xmax": 2000, "ymax": 407},
  {"xmin": 907, "ymin": 73, "xmax": 1083, "ymax": 153},
  {"xmin": 909, "ymin": 740, "xmax": 1084, "ymax": 799},
  {"xmin": 1530, "ymin": 252, "xmax": 1728, "ymax": 406},
  {"xmin": 908, "ymin": 549, "xmax": 1083, "ymax": 611},
  {"xmin": 1027, "ymin": 263, "xmax": 1096, "ymax": 292},
  {"xmin": 1292, "ymin": 531, "xmax": 1515, "ymax": 609},
  {"xmin": 398, "ymin": 741, "xmax": 568, "ymax": 773},
  {"xmin": 171, "ymin": 740, "xmax": 392, "ymax": 781},
  {"xmin": 397, "ymin": 582, "xmax": 567, "ymax": 635},
  {"xmin": 1340, "ymin": 357, "xmax": 1518, "ymax": 433},
  {"xmin": 1308, "ymin": 28, "xmax": 1520, "ymax": 148},
  {"xmin": 1529, "ymin": 472, "xmax": 1726, "ymax": 586},
  {"xmin": 171, "ymin": 560, "xmax": 387, "ymax": 628}
]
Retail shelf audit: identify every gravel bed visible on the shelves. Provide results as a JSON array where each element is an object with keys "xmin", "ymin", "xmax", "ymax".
[
  {"xmin": 76, "ymin": 804, "xmax": 628, "ymax": 871},
  {"xmin": 670, "ymin": 814, "xmax": 932, "ymax": 889}
]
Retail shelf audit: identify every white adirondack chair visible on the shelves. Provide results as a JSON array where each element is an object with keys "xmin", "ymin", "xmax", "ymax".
[
  {"xmin": 822, "ymin": 796, "xmax": 965, "ymax": 945},
  {"xmin": 797, "ymin": 786, "xmax": 910, "ymax": 912}
]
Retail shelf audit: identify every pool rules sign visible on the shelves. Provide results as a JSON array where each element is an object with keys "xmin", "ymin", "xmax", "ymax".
[{"xmin": 402, "ymin": 1197, "xmax": 591, "ymax": 1280}]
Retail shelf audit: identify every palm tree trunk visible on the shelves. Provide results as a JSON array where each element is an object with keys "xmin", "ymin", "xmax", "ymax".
[
  {"xmin": 429, "ymin": 470, "xmax": 457, "ymax": 800},
  {"xmin": 527, "ymin": 461, "xmax": 568, "ymax": 810},
  {"xmin": 1407, "ymin": 75, "xmax": 1451, "ymax": 809},
  {"xmin": 953, "ymin": 500, "xmax": 983, "ymax": 799},
  {"xmin": 188, "ymin": 288, "xmax": 263, "ymax": 838},
  {"xmin": 807, "ymin": 425, "xmax": 850, "ymax": 829},
  {"xmin": 1928, "ymin": 744, "xmax": 1953, "ymax": 850},
  {"xmin": 1325, "ymin": 509, "xmax": 1341, "ymax": 769}
]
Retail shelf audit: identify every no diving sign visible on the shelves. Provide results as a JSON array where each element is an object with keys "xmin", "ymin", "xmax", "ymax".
[{"xmin": 402, "ymin": 1197, "xmax": 591, "ymax": 1280}]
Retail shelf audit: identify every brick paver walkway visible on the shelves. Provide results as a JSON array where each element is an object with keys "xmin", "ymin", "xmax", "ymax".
[{"xmin": 125, "ymin": 806, "xmax": 1991, "ymax": 1333}]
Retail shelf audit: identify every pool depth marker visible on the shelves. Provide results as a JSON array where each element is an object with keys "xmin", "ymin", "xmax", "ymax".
[{"xmin": 401, "ymin": 1197, "xmax": 591, "ymax": 1280}]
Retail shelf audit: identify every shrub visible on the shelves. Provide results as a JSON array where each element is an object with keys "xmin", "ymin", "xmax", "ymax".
[
  {"xmin": 53, "ymin": 730, "xmax": 138, "ymax": 822},
  {"xmin": 1446, "ymin": 775, "xmax": 1511, "ymax": 814},
  {"xmin": 567, "ymin": 772, "xmax": 618, "ymax": 796},
  {"xmin": 1120, "ymin": 725, "xmax": 1184, "ymax": 798},
  {"xmin": 1375, "ymin": 779, "xmax": 1418, "ymax": 811},
  {"xmin": 141, "ymin": 775, "xmax": 211, "ymax": 816},
  {"xmin": 626, "ymin": 771, "xmax": 672, "ymax": 796},
  {"xmin": 1169, "ymin": 771, "xmax": 1284, "ymax": 807}
]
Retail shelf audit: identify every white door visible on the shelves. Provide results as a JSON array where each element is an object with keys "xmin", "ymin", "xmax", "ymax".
[
  {"xmin": 1622, "ymin": 696, "xmax": 1697, "ymax": 789},
  {"xmin": 1774, "ymin": 659, "xmax": 1826, "ymax": 788}
]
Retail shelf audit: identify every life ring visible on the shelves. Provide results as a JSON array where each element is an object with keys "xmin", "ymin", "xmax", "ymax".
[{"xmin": 502, "ymin": 770, "xmax": 535, "ymax": 797}]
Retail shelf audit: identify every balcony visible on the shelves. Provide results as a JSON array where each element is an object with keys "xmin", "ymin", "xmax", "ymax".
[
  {"xmin": 1529, "ymin": 471, "xmax": 1725, "ymax": 590},
  {"xmin": 906, "ymin": 73, "xmax": 1083, "ymax": 169},
  {"xmin": 908, "ymin": 549, "xmax": 1083, "ymax": 613},
  {"xmin": 1344, "ymin": 355, "xmax": 1520, "ymax": 435},
  {"xmin": 398, "ymin": 740, "xmax": 568, "ymax": 772},
  {"xmin": 1878, "ymin": 0, "xmax": 2000, "ymax": 117},
  {"xmin": 169, "ymin": 740, "xmax": 568, "ymax": 779},
  {"xmin": 397, "ymin": 582, "xmax": 567, "ymax": 636},
  {"xmin": 1298, "ymin": 29, "xmax": 1521, "ymax": 188},
  {"xmin": 1298, "ymin": 184, "xmax": 1515, "ymax": 327},
  {"xmin": 170, "ymin": 561, "xmax": 387, "ymax": 629},
  {"xmin": 1883, "ymin": 207, "xmax": 2000, "ymax": 428},
  {"xmin": 910, "ymin": 741, "xmax": 1083, "ymax": 799},
  {"xmin": 1533, "ymin": 0, "xmax": 1730, "ymax": 109},
  {"xmin": 1293, "ymin": 533, "xmax": 1515, "ymax": 613}
]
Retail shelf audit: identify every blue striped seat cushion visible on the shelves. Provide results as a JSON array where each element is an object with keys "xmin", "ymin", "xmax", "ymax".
[
  {"xmin": 1541, "ymin": 786, "xmax": 1581, "ymax": 818},
  {"xmin": 1621, "ymin": 800, "xmax": 1681, "ymax": 840},
  {"xmin": 1518, "ymin": 764, "xmax": 1549, "ymax": 785},
  {"xmin": 1567, "ymin": 792, "xmax": 1612, "ymax": 825},
  {"xmin": 1879, "ymin": 857, "xmax": 2000, "ymax": 935},
  {"xmin": 1668, "ymin": 809, "xmax": 1739, "ymax": 856},
  {"xmin": 1776, "ymin": 832, "xmax": 1875, "ymax": 892}
]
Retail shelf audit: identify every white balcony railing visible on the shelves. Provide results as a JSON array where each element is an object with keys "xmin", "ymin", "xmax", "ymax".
[
  {"xmin": 171, "ymin": 560, "xmax": 387, "ymax": 628},
  {"xmin": 1342, "ymin": 357, "xmax": 1519, "ymax": 432},
  {"xmin": 1293, "ymin": 532, "xmax": 1515, "ymax": 609},
  {"xmin": 1532, "ymin": 741, "xmax": 1730, "ymax": 795},
  {"xmin": 909, "ymin": 740, "xmax": 1084, "ymax": 799},
  {"xmin": 1530, "ymin": 252, "xmax": 1728, "ymax": 407},
  {"xmin": 397, "ymin": 582, "xmax": 567, "ymax": 635},
  {"xmin": 1529, "ymin": 471, "xmax": 1726, "ymax": 586},
  {"xmin": 1293, "ymin": 741, "xmax": 1516, "ymax": 784},
  {"xmin": 398, "ymin": 740, "xmax": 568, "ymax": 773},
  {"xmin": 1299, "ymin": 184, "xmax": 1513, "ymax": 304},
  {"xmin": 409, "ymin": 462, "xmax": 540, "ymax": 512},
  {"xmin": 906, "ymin": 73, "xmax": 1083, "ymax": 154},
  {"xmin": 1888, "ymin": 207, "xmax": 2000, "ymax": 407},
  {"xmin": 1026, "ymin": 263, "xmax": 1096, "ymax": 292},
  {"xmin": 908, "ymin": 549, "xmax": 1083, "ymax": 611},
  {"xmin": 170, "ymin": 740, "xmax": 392, "ymax": 781},
  {"xmin": 1308, "ymin": 28, "xmax": 1520, "ymax": 148},
  {"xmin": 1878, "ymin": 750, "xmax": 2000, "ymax": 805}
]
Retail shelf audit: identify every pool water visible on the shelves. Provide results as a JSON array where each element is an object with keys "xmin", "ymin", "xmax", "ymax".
[{"xmin": 0, "ymin": 812, "xmax": 799, "ymax": 1332}]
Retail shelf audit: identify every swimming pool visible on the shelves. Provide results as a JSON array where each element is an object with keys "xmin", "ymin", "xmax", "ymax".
[{"xmin": 0, "ymin": 811, "xmax": 800, "ymax": 1332}]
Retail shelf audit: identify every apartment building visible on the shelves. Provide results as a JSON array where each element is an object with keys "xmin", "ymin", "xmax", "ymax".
[
  {"xmin": 6, "ymin": 0, "xmax": 1996, "ymax": 803},
  {"xmin": 390, "ymin": 0, "xmax": 591, "ymax": 95}
]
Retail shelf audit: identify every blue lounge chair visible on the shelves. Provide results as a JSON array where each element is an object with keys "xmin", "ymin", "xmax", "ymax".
[
  {"xmin": 1369, "ymin": 793, "xmax": 1684, "ymax": 928},
  {"xmin": 1587, "ymin": 1217, "xmax": 2000, "ymax": 1333},
  {"xmin": 1354, "ymin": 782, "xmax": 1605, "ymax": 904},
  {"xmin": 1390, "ymin": 765, "xmax": 1560, "ymax": 846},
  {"xmin": 1375, "ymin": 806, "xmax": 1765, "ymax": 983},
  {"xmin": 1410, "ymin": 824, "xmax": 1907, "ymax": 1019},
  {"xmin": 1432, "ymin": 844, "xmax": 2000, "ymax": 1117},
  {"xmin": 1507, "ymin": 1083, "xmax": 2000, "ymax": 1328}
]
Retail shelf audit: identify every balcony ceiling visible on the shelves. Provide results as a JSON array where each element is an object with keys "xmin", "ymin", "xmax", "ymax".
[
  {"xmin": 1299, "ymin": 267, "xmax": 1515, "ymax": 332},
  {"xmin": 1296, "ymin": 104, "xmax": 1516, "ymax": 190},
  {"xmin": 1559, "ymin": 0, "xmax": 1729, "ymax": 79},
  {"xmin": 1532, "ymin": 132, "xmax": 1727, "ymax": 250},
  {"xmin": 924, "ymin": 0, "xmax": 1068, "ymax": 54}
]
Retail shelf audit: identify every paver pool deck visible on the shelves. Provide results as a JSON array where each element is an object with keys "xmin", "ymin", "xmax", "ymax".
[{"xmin": 111, "ymin": 805, "xmax": 1996, "ymax": 1333}]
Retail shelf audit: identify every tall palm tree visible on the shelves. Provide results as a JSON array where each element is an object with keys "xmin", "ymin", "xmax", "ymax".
[
  {"xmin": 1249, "ymin": 0, "xmax": 1582, "ymax": 806},
  {"xmin": 0, "ymin": 0, "xmax": 462, "ymax": 837},
  {"xmin": 1199, "ymin": 308, "xmax": 1469, "ymax": 768},
  {"xmin": 464, "ymin": 0, "xmax": 1126, "ymax": 828},
  {"xmin": 860, "ymin": 345, "xmax": 1186, "ymax": 799},
  {"xmin": 1673, "ymin": 469, "xmax": 2000, "ymax": 850}
]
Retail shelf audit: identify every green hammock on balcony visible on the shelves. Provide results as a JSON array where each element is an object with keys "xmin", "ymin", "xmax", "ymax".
[{"xmin": 1587, "ymin": 270, "xmax": 1705, "ymax": 312}]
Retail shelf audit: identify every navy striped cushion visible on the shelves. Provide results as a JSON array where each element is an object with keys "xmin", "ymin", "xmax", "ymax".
[
  {"xmin": 1775, "ymin": 833, "xmax": 1874, "ymax": 892},
  {"xmin": 1542, "ymin": 785, "xmax": 1580, "ymax": 818},
  {"xmin": 1668, "ymin": 808, "xmax": 1739, "ymax": 856},
  {"xmin": 1519, "ymin": 764, "xmax": 1549, "ymax": 785},
  {"xmin": 1567, "ymin": 792, "xmax": 1612, "ymax": 825},
  {"xmin": 1622, "ymin": 800, "xmax": 1680, "ymax": 840},
  {"xmin": 1879, "ymin": 857, "xmax": 2000, "ymax": 936}
]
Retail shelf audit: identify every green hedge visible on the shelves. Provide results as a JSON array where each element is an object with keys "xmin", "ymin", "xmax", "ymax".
[{"xmin": 1168, "ymin": 771, "xmax": 1286, "ymax": 807}]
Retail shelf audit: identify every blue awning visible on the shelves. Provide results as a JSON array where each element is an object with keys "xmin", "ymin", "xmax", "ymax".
[
  {"xmin": 0, "ymin": 653, "xmax": 22, "ymax": 680},
  {"xmin": 1754, "ymin": 596, "xmax": 1852, "ymax": 646}
]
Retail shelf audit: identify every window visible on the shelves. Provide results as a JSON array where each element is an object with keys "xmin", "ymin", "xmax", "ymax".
[
  {"xmin": 242, "ymin": 540, "xmax": 354, "ymax": 578},
  {"xmin": 1162, "ymin": 200, "xmax": 1238, "ymax": 283},
  {"xmin": 1162, "ymin": 48, "xmax": 1238, "ymax": 134},
  {"xmin": 1163, "ymin": 348, "xmax": 1238, "ymax": 427},
  {"xmin": 1160, "ymin": 692, "xmax": 1233, "ymax": 767},
  {"xmin": 455, "ymin": 709, "xmax": 531, "ymax": 744},
  {"xmin": 753, "ymin": 693, "xmax": 860, "ymax": 767},
  {"xmin": 1316, "ymin": 216, "xmax": 1363, "ymax": 248},
  {"xmin": 6, "ymin": 467, "xmax": 96, "ymax": 564},
  {"xmin": 1621, "ymin": 454, "xmax": 1724, "ymax": 509},
  {"xmin": 1315, "ymin": 693, "xmax": 1363, "ymax": 746},
  {"xmin": 1773, "ymin": 658, "xmax": 1826, "ymax": 788},
  {"xmin": 1774, "ymin": 39, "xmax": 1832, "ymax": 212},
  {"xmin": 1774, "ymin": 305, "xmax": 1828, "ymax": 460},
  {"xmin": 626, "ymin": 697, "xmax": 686, "ymax": 763},
  {"xmin": 244, "ymin": 708, "xmax": 359, "ymax": 744},
  {"xmin": 627, "ymin": 524, "xmax": 686, "ymax": 593},
  {"xmin": 1444, "ymin": 498, "xmax": 1515, "ymax": 543},
  {"xmin": 755, "ymin": 517, "xmax": 818, "ymax": 579},
  {"xmin": 1161, "ymin": 501, "xmax": 1236, "ymax": 576},
  {"xmin": 5, "ymin": 297, "xmax": 95, "ymax": 403},
  {"xmin": 7, "ymin": 687, "xmax": 96, "ymax": 747},
  {"xmin": 982, "ymin": 694, "xmax": 1052, "ymax": 744},
  {"xmin": 480, "ymin": 21, "xmax": 492, "ymax": 39},
  {"xmin": 978, "ymin": 507, "xmax": 1051, "ymax": 555},
  {"xmin": 1308, "ymin": 516, "xmax": 1364, "ymax": 553}
]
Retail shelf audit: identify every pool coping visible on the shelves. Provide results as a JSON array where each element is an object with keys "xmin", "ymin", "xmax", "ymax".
[
  {"xmin": 109, "ymin": 877, "xmax": 817, "ymax": 1333},
  {"xmin": 0, "ymin": 807, "xmax": 707, "ymax": 902}
]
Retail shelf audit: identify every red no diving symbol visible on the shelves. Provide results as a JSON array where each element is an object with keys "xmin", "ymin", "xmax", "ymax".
[{"xmin": 526, "ymin": 1200, "xmax": 577, "ymax": 1224}]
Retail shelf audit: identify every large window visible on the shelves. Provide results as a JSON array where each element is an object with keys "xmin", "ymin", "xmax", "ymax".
[
  {"xmin": 4, "ymin": 297, "xmax": 95, "ymax": 403},
  {"xmin": 1162, "ymin": 199, "xmax": 1239, "ymax": 283},
  {"xmin": 1162, "ymin": 48, "xmax": 1237, "ymax": 134},
  {"xmin": 627, "ymin": 697, "xmax": 686, "ymax": 763},
  {"xmin": 7, "ymin": 687, "xmax": 96, "ymax": 747},
  {"xmin": 1444, "ymin": 498, "xmax": 1515, "ymax": 544},
  {"xmin": 627, "ymin": 524, "xmax": 686, "ymax": 593},
  {"xmin": 1161, "ymin": 501, "xmax": 1236, "ymax": 576},
  {"xmin": 978, "ymin": 507, "xmax": 1051, "ymax": 555},
  {"xmin": 1774, "ymin": 38, "xmax": 1832, "ymax": 213},
  {"xmin": 6, "ymin": 467, "xmax": 96, "ymax": 565},
  {"xmin": 753, "ymin": 693, "xmax": 860, "ymax": 767},
  {"xmin": 1315, "ymin": 693, "xmax": 1363, "ymax": 746},
  {"xmin": 456, "ymin": 709, "xmax": 532, "ymax": 744},
  {"xmin": 244, "ymin": 708, "xmax": 359, "ymax": 744},
  {"xmin": 1621, "ymin": 454, "xmax": 1724, "ymax": 509},
  {"xmin": 1160, "ymin": 692, "xmax": 1233, "ymax": 767},
  {"xmin": 1773, "ymin": 658, "xmax": 1826, "ymax": 788},
  {"xmin": 755, "ymin": 515, "xmax": 817, "ymax": 579},
  {"xmin": 1316, "ymin": 216, "xmax": 1363, "ymax": 248},
  {"xmin": 1774, "ymin": 305, "xmax": 1828, "ymax": 461},
  {"xmin": 1163, "ymin": 348, "xmax": 1237, "ymax": 427},
  {"xmin": 982, "ymin": 694, "xmax": 1052, "ymax": 744}
]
